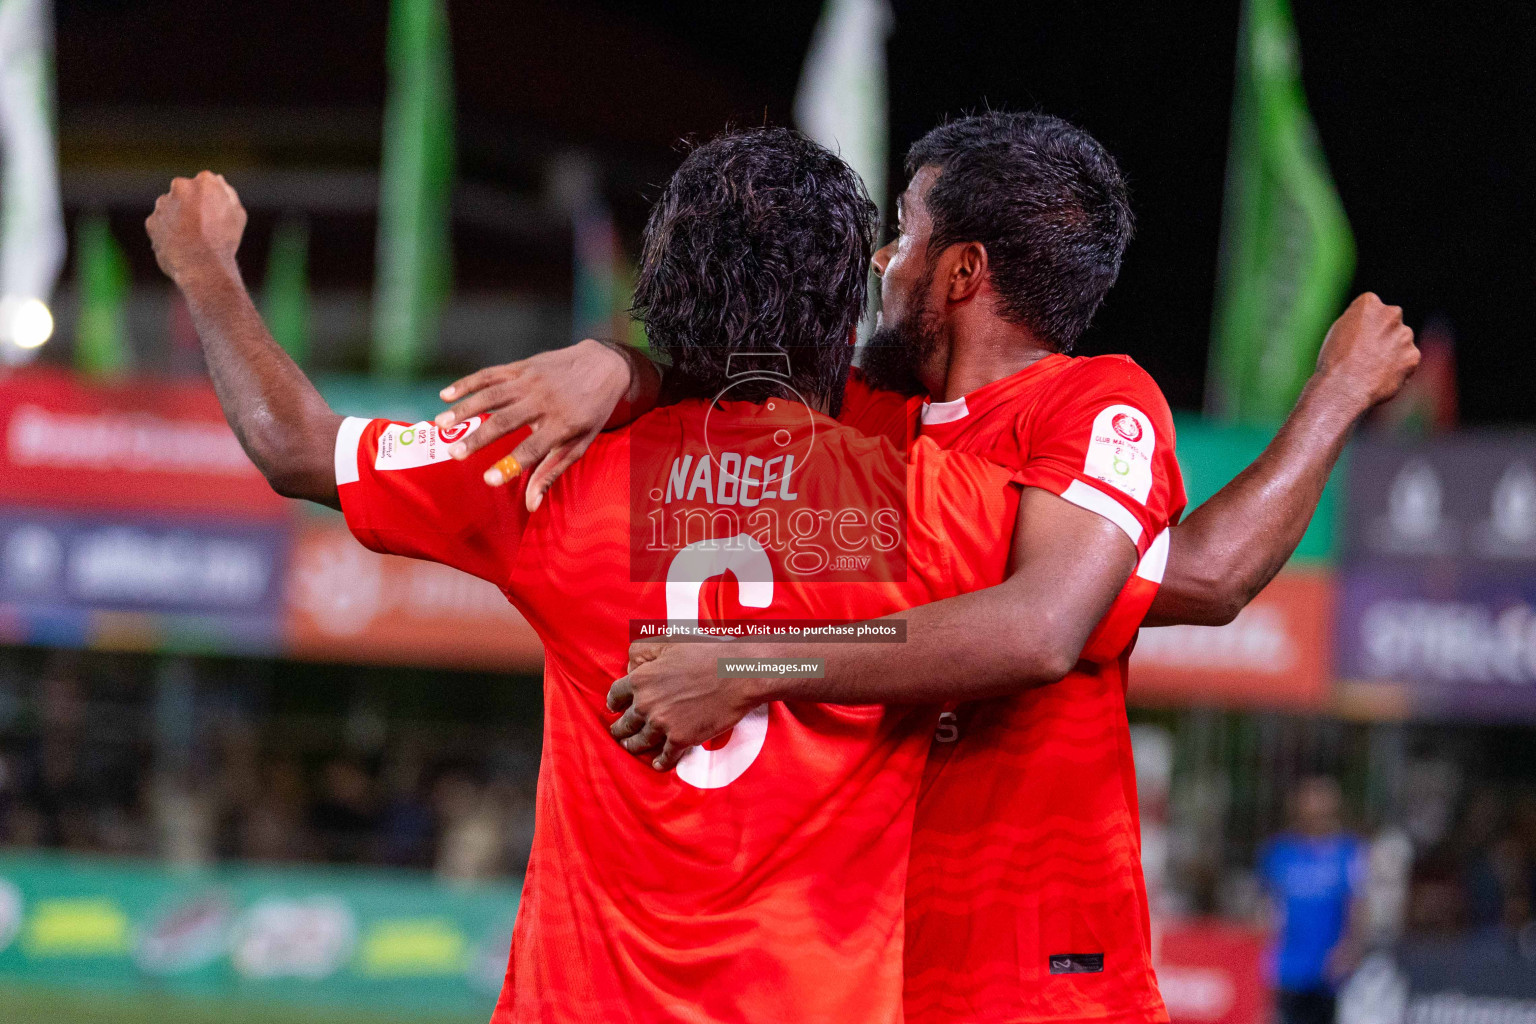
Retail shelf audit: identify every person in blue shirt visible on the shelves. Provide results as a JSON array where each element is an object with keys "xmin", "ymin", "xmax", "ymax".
[{"xmin": 1259, "ymin": 776, "xmax": 1367, "ymax": 1024}]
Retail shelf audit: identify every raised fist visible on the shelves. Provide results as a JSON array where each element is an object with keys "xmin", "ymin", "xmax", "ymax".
[
  {"xmin": 1315, "ymin": 292, "xmax": 1421, "ymax": 410},
  {"xmin": 145, "ymin": 171, "xmax": 248, "ymax": 285}
]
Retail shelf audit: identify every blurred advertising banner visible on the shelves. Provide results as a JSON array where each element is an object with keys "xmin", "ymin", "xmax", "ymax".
[
  {"xmin": 0, "ymin": 368, "xmax": 288, "ymax": 518},
  {"xmin": 0, "ymin": 852, "xmax": 517, "ymax": 1017},
  {"xmin": 284, "ymin": 516, "xmax": 542, "ymax": 670},
  {"xmin": 0, "ymin": 507, "xmax": 287, "ymax": 654},
  {"xmin": 1154, "ymin": 920, "xmax": 1269, "ymax": 1024},
  {"xmin": 1343, "ymin": 434, "xmax": 1536, "ymax": 563},
  {"xmin": 1131, "ymin": 570, "xmax": 1333, "ymax": 709},
  {"xmin": 1338, "ymin": 939, "xmax": 1536, "ymax": 1024},
  {"xmin": 1336, "ymin": 563, "xmax": 1536, "ymax": 721}
]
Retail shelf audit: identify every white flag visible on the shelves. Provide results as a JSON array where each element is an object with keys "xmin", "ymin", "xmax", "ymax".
[
  {"xmin": 0, "ymin": 0, "xmax": 64, "ymax": 361},
  {"xmin": 794, "ymin": 0, "xmax": 892, "ymax": 217}
]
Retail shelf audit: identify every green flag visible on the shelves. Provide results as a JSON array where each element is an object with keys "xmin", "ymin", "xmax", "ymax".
[
  {"xmin": 1208, "ymin": 0, "xmax": 1354, "ymax": 424},
  {"xmin": 795, "ymin": 0, "xmax": 892, "ymax": 219},
  {"xmin": 263, "ymin": 215, "xmax": 310, "ymax": 365},
  {"xmin": 73, "ymin": 214, "xmax": 130, "ymax": 377},
  {"xmin": 795, "ymin": 0, "xmax": 891, "ymax": 340},
  {"xmin": 371, "ymin": 0, "xmax": 454, "ymax": 380}
]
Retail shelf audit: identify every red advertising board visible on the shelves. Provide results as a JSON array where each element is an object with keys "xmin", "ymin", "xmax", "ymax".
[
  {"xmin": 1155, "ymin": 920, "xmax": 1270, "ymax": 1024},
  {"xmin": 0, "ymin": 368, "xmax": 288, "ymax": 518},
  {"xmin": 1130, "ymin": 569, "xmax": 1333, "ymax": 710},
  {"xmin": 284, "ymin": 517, "xmax": 543, "ymax": 670}
]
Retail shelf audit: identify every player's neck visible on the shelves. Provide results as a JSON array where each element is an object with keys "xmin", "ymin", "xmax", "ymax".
[{"xmin": 927, "ymin": 319, "xmax": 1056, "ymax": 402}]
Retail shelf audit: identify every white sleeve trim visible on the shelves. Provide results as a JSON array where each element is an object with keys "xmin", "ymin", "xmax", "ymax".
[
  {"xmin": 1136, "ymin": 528, "xmax": 1170, "ymax": 583},
  {"xmin": 335, "ymin": 416, "xmax": 370, "ymax": 486},
  {"xmin": 1061, "ymin": 478, "xmax": 1144, "ymax": 547}
]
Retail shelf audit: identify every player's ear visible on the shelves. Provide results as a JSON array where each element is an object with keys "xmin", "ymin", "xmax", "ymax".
[{"xmin": 946, "ymin": 242, "xmax": 988, "ymax": 303}]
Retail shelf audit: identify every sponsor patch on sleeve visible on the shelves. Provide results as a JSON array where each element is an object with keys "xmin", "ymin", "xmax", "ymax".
[
  {"xmin": 374, "ymin": 417, "xmax": 483, "ymax": 472},
  {"xmin": 1081, "ymin": 405, "xmax": 1155, "ymax": 506},
  {"xmin": 1082, "ymin": 405, "xmax": 1155, "ymax": 504}
]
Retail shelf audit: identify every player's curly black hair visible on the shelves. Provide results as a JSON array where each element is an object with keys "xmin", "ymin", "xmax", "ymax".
[
  {"xmin": 905, "ymin": 111, "xmax": 1133, "ymax": 352},
  {"xmin": 633, "ymin": 127, "xmax": 876, "ymax": 416}
]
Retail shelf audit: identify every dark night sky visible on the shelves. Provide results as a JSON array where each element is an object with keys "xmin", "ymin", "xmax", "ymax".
[{"xmin": 55, "ymin": 0, "xmax": 1536, "ymax": 421}]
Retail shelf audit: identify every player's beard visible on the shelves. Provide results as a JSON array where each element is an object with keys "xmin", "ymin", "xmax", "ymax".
[{"xmin": 859, "ymin": 289, "xmax": 942, "ymax": 399}]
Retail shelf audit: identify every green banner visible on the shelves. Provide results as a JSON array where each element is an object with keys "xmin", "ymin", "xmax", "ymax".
[
  {"xmin": 0, "ymin": 853, "xmax": 518, "ymax": 1020},
  {"xmin": 1174, "ymin": 412, "xmax": 1338, "ymax": 563},
  {"xmin": 1208, "ymin": 0, "xmax": 1354, "ymax": 426},
  {"xmin": 371, "ymin": 0, "xmax": 455, "ymax": 380}
]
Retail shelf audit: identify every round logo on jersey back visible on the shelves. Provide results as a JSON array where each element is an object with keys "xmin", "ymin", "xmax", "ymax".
[
  {"xmin": 1112, "ymin": 413, "xmax": 1143, "ymax": 442},
  {"xmin": 701, "ymin": 378, "xmax": 817, "ymax": 492}
]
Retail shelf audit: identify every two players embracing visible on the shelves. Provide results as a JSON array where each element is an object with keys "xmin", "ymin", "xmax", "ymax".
[{"xmin": 146, "ymin": 114, "xmax": 1416, "ymax": 1023}]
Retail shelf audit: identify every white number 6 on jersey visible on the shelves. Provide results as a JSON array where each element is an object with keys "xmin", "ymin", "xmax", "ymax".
[{"xmin": 665, "ymin": 535, "xmax": 773, "ymax": 789}]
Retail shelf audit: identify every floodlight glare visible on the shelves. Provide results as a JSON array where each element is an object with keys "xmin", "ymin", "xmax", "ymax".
[{"xmin": 3, "ymin": 297, "xmax": 53, "ymax": 349}]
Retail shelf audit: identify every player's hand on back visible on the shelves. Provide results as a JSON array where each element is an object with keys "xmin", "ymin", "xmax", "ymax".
[
  {"xmin": 1313, "ymin": 292, "xmax": 1420, "ymax": 411},
  {"xmin": 434, "ymin": 339, "xmax": 634, "ymax": 511},
  {"xmin": 606, "ymin": 642, "xmax": 763, "ymax": 772},
  {"xmin": 145, "ymin": 171, "xmax": 248, "ymax": 285}
]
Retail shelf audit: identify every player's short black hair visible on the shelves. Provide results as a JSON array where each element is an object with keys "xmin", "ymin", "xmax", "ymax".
[
  {"xmin": 633, "ymin": 127, "xmax": 876, "ymax": 414},
  {"xmin": 905, "ymin": 111, "xmax": 1133, "ymax": 352}
]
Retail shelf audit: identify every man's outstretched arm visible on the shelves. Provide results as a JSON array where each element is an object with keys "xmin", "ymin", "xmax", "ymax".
[
  {"xmin": 146, "ymin": 172, "xmax": 342, "ymax": 507},
  {"xmin": 609, "ymin": 486, "xmax": 1138, "ymax": 770},
  {"xmin": 1148, "ymin": 293, "xmax": 1418, "ymax": 626}
]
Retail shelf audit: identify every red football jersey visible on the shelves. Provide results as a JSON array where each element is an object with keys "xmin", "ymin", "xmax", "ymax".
[
  {"xmin": 842, "ymin": 363, "xmax": 1169, "ymax": 663},
  {"xmin": 334, "ymin": 398, "xmax": 1021, "ymax": 1024},
  {"xmin": 839, "ymin": 367, "xmax": 921, "ymax": 451},
  {"xmin": 896, "ymin": 354, "xmax": 1186, "ymax": 1024}
]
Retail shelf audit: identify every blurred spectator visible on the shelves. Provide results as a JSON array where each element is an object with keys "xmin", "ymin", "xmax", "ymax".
[
  {"xmin": 1457, "ymin": 788, "xmax": 1514, "ymax": 930},
  {"xmin": 376, "ymin": 748, "xmax": 435, "ymax": 869},
  {"xmin": 236, "ymin": 760, "xmax": 311, "ymax": 862},
  {"xmin": 0, "ymin": 748, "xmax": 42, "ymax": 847},
  {"xmin": 148, "ymin": 769, "xmax": 215, "ymax": 866},
  {"xmin": 1259, "ymin": 776, "xmax": 1366, "ymax": 1024},
  {"xmin": 1498, "ymin": 796, "xmax": 1536, "ymax": 931},
  {"xmin": 1359, "ymin": 826, "xmax": 1413, "ymax": 947},
  {"xmin": 1405, "ymin": 791, "xmax": 1536, "ymax": 939},
  {"xmin": 32, "ymin": 733, "xmax": 94, "ymax": 849},
  {"xmin": 1405, "ymin": 844, "xmax": 1465, "ymax": 936},
  {"xmin": 434, "ymin": 770, "xmax": 506, "ymax": 881},
  {"xmin": 310, "ymin": 759, "xmax": 377, "ymax": 863},
  {"xmin": 499, "ymin": 777, "xmax": 537, "ymax": 873}
]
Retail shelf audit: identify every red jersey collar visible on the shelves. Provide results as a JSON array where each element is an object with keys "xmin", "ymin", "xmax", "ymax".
[{"xmin": 919, "ymin": 352, "xmax": 1072, "ymax": 425}]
